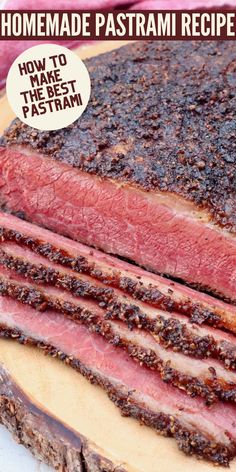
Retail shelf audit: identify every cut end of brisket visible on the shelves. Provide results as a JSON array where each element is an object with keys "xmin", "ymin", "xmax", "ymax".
[
  {"xmin": 0, "ymin": 41, "xmax": 235, "ymax": 302},
  {"xmin": 2, "ymin": 41, "xmax": 236, "ymax": 232}
]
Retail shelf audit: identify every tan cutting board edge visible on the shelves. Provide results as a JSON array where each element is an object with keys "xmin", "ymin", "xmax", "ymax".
[
  {"xmin": 0, "ymin": 40, "xmax": 235, "ymax": 472},
  {"xmin": 1, "ymin": 340, "xmax": 236, "ymax": 472}
]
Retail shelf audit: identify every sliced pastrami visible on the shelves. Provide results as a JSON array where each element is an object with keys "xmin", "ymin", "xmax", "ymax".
[
  {"xmin": 0, "ymin": 212, "xmax": 235, "ymax": 334},
  {"xmin": 0, "ymin": 221, "xmax": 236, "ymax": 370},
  {"xmin": 0, "ymin": 267, "xmax": 236, "ymax": 406},
  {"xmin": 0, "ymin": 295, "xmax": 236, "ymax": 466}
]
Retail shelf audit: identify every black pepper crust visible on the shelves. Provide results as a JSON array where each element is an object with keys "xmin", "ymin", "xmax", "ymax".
[
  {"xmin": 0, "ymin": 245, "xmax": 236, "ymax": 372},
  {"xmin": 0, "ymin": 366, "xmax": 126, "ymax": 472},
  {"xmin": 1, "ymin": 41, "xmax": 236, "ymax": 231},
  {"xmin": 107, "ymin": 303, "xmax": 236, "ymax": 372},
  {"xmin": 0, "ymin": 326, "xmax": 235, "ymax": 467},
  {"xmin": 1, "ymin": 276, "xmax": 236, "ymax": 405},
  {"xmin": 0, "ymin": 227, "xmax": 224, "ymax": 331}
]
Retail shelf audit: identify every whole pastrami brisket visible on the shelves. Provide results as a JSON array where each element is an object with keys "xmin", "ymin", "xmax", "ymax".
[
  {"xmin": 1, "ymin": 296, "xmax": 236, "ymax": 466},
  {"xmin": 0, "ymin": 41, "xmax": 235, "ymax": 302}
]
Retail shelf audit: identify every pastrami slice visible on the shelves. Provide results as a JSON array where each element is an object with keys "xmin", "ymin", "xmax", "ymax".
[
  {"xmin": 0, "ymin": 211, "xmax": 235, "ymax": 334},
  {"xmin": 0, "ymin": 268, "xmax": 236, "ymax": 405},
  {"xmin": 0, "ymin": 295, "xmax": 236, "ymax": 465}
]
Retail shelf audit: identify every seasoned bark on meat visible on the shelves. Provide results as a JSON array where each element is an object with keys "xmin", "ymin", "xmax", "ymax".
[
  {"xmin": 0, "ymin": 325, "xmax": 235, "ymax": 467},
  {"xmin": 0, "ymin": 222, "xmax": 236, "ymax": 372},
  {"xmin": 0, "ymin": 247, "xmax": 235, "ymax": 371},
  {"xmin": 0, "ymin": 277, "xmax": 236, "ymax": 405},
  {"xmin": 1, "ymin": 41, "xmax": 236, "ymax": 231},
  {"xmin": 0, "ymin": 227, "xmax": 231, "ymax": 330}
]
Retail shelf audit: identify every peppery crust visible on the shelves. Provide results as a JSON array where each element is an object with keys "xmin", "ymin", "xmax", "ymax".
[
  {"xmin": 1, "ymin": 41, "xmax": 236, "ymax": 232},
  {"xmin": 1, "ymin": 276, "xmax": 236, "ymax": 405},
  {"xmin": 0, "ymin": 227, "xmax": 223, "ymax": 327},
  {"xmin": 0, "ymin": 247, "xmax": 236, "ymax": 372},
  {"xmin": 0, "ymin": 326, "xmax": 235, "ymax": 467},
  {"xmin": 0, "ymin": 366, "xmax": 126, "ymax": 472}
]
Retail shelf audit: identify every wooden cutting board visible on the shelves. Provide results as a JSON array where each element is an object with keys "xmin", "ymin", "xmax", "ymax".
[{"xmin": 0, "ymin": 40, "xmax": 235, "ymax": 472}]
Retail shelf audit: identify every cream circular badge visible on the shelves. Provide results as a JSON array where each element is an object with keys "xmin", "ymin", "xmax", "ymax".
[{"xmin": 6, "ymin": 44, "xmax": 91, "ymax": 131}]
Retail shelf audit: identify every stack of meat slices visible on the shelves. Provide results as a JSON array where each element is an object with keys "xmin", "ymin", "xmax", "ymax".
[{"xmin": 0, "ymin": 210, "xmax": 235, "ymax": 466}]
